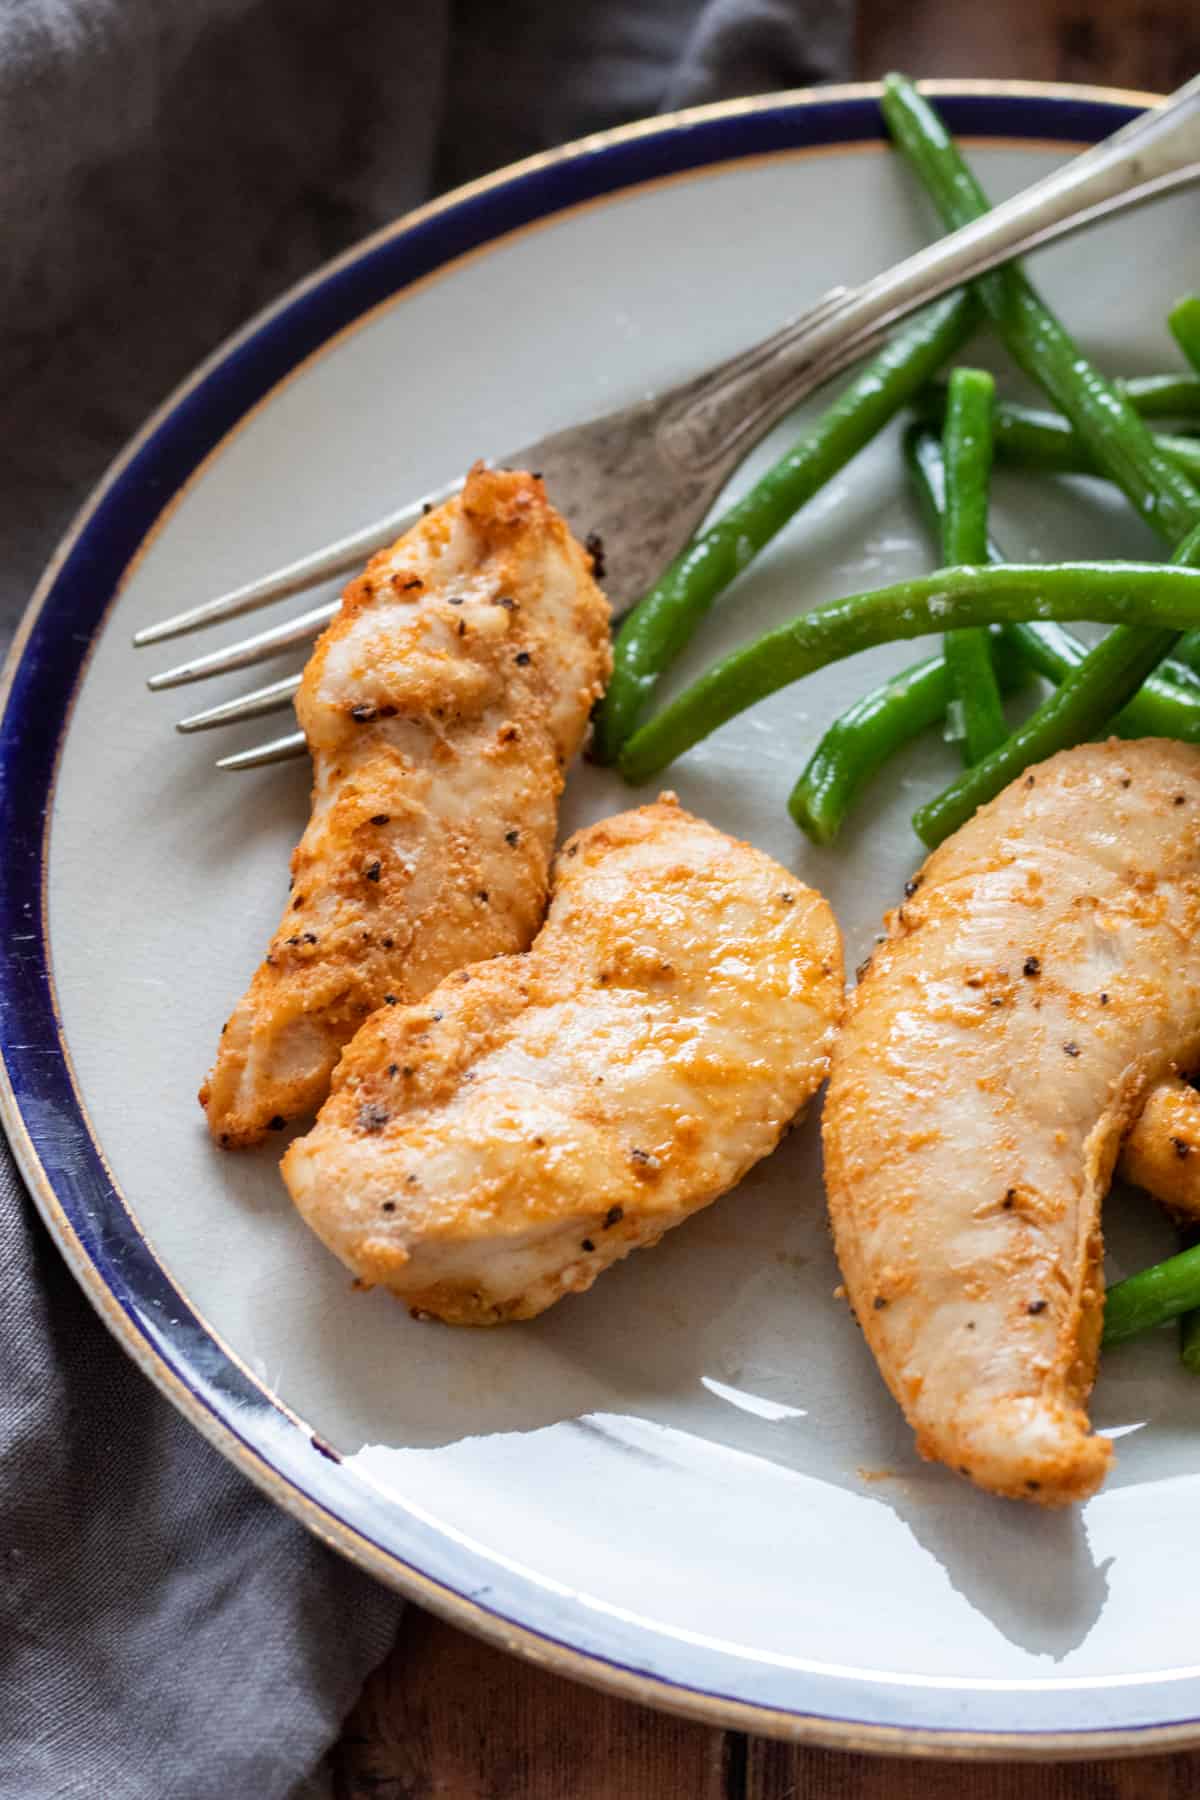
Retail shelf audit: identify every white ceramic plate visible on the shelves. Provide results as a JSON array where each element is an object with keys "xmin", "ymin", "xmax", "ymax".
[{"xmin": 5, "ymin": 81, "xmax": 1200, "ymax": 1755}]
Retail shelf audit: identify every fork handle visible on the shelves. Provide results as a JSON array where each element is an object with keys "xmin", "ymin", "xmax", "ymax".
[{"xmin": 659, "ymin": 76, "xmax": 1200, "ymax": 474}]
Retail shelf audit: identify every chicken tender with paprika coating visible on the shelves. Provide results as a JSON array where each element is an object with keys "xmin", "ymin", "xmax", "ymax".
[
  {"xmin": 282, "ymin": 795, "xmax": 843, "ymax": 1323},
  {"xmin": 202, "ymin": 466, "xmax": 610, "ymax": 1147},
  {"xmin": 824, "ymin": 739, "xmax": 1200, "ymax": 1506}
]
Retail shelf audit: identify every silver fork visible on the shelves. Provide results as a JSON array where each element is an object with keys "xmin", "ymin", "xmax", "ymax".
[{"xmin": 138, "ymin": 75, "xmax": 1200, "ymax": 770}]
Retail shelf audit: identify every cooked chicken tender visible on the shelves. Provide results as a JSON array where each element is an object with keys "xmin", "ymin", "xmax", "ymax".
[
  {"xmin": 201, "ymin": 466, "xmax": 610, "ymax": 1147},
  {"xmin": 1122, "ymin": 1076, "xmax": 1200, "ymax": 1216},
  {"xmin": 823, "ymin": 739, "xmax": 1200, "ymax": 1507},
  {"xmin": 282, "ymin": 795, "xmax": 843, "ymax": 1323}
]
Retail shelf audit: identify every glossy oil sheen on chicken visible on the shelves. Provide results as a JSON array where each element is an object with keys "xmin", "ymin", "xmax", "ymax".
[
  {"xmin": 823, "ymin": 739, "xmax": 1200, "ymax": 1506},
  {"xmin": 282, "ymin": 795, "xmax": 843, "ymax": 1323},
  {"xmin": 201, "ymin": 467, "xmax": 610, "ymax": 1147}
]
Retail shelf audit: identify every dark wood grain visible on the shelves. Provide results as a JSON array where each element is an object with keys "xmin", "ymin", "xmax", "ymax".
[
  {"xmin": 745, "ymin": 1741, "xmax": 1200, "ymax": 1798},
  {"xmin": 333, "ymin": 1609, "xmax": 729, "ymax": 1800},
  {"xmin": 856, "ymin": 0, "xmax": 1200, "ymax": 96},
  {"xmin": 333, "ymin": 4, "xmax": 1200, "ymax": 1793},
  {"xmin": 334, "ymin": 1612, "xmax": 1200, "ymax": 1798}
]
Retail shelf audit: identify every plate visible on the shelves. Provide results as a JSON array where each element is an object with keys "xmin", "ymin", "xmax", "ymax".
[{"xmin": 4, "ymin": 81, "xmax": 1200, "ymax": 1756}]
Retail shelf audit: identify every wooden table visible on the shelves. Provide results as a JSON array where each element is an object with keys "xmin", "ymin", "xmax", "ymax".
[{"xmin": 334, "ymin": 6, "xmax": 1197, "ymax": 1792}]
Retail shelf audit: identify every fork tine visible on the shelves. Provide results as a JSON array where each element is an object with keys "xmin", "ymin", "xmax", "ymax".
[
  {"xmin": 132, "ymin": 478, "xmax": 461, "ymax": 648},
  {"xmin": 216, "ymin": 729, "xmax": 307, "ymax": 772},
  {"xmin": 146, "ymin": 600, "xmax": 336, "ymax": 690},
  {"xmin": 176, "ymin": 672, "xmax": 301, "ymax": 733}
]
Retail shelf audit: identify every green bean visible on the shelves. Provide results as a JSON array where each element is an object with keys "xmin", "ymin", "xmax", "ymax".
[
  {"xmin": 788, "ymin": 633, "xmax": 1026, "ymax": 846},
  {"xmin": 618, "ymin": 562, "xmax": 1200, "ymax": 785},
  {"xmin": 881, "ymin": 76, "xmax": 1200, "ymax": 842},
  {"xmin": 1167, "ymin": 362, "xmax": 1200, "ymax": 736},
  {"xmin": 1119, "ymin": 372, "xmax": 1200, "ymax": 417},
  {"xmin": 1009, "ymin": 618, "xmax": 1200, "ymax": 717},
  {"xmin": 1176, "ymin": 1226, "xmax": 1200, "ymax": 1374},
  {"xmin": 912, "ymin": 610, "xmax": 1200, "ymax": 844},
  {"xmin": 905, "ymin": 427, "xmax": 1200, "ymax": 730},
  {"xmin": 1173, "ymin": 632, "xmax": 1200, "ymax": 675},
  {"xmin": 1170, "ymin": 297, "xmax": 1200, "ymax": 375},
  {"xmin": 913, "ymin": 385, "xmax": 1200, "ymax": 485},
  {"xmin": 589, "ymin": 292, "xmax": 977, "ymax": 763},
  {"xmin": 940, "ymin": 368, "xmax": 1006, "ymax": 762},
  {"xmin": 881, "ymin": 76, "xmax": 1200, "ymax": 547},
  {"xmin": 994, "ymin": 415, "xmax": 1200, "ymax": 483},
  {"xmin": 1180, "ymin": 1307, "xmax": 1200, "ymax": 1373},
  {"xmin": 791, "ymin": 426, "xmax": 1024, "ymax": 846},
  {"xmin": 1104, "ymin": 1240, "xmax": 1200, "ymax": 1346}
]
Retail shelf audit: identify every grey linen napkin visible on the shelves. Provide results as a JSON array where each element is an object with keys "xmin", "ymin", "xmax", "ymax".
[{"xmin": 0, "ymin": 1, "xmax": 851, "ymax": 1794}]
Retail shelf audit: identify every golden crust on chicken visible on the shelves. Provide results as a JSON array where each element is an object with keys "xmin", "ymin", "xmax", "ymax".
[
  {"xmin": 824, "ymin": 739, "xmax": 1200, "ymax": 1506},
  {"xmin": 281, "ymin": 795, "xmax": 843, "ymax": 1323},
  {"xmin": 1121, "ymin": 1076, "xmax": 1200, "ymax": 1216},
  {"xmin": 201, "ymin": 466, "xmax": 610, "ymax": 1146}
]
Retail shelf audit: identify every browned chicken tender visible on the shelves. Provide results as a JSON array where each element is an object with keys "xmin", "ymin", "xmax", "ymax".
[
  {"xmin": 282, "ymin": 796, "xmax": 843, "ymax": 1323},
  {"xmin": 201, "ymin": 466, "xmax": 610, "ymax": 1146},
  {"xmin": 824, "ymin": 739, "xmax": 1200, "ymax": 1507},
  {"xmin": 1121, "ymin": 1075, "xmax": 1200, "ymax": 1216}
]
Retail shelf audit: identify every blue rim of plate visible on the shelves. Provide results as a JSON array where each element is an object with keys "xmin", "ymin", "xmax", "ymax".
[{"xmin": 2, "ymin": 80, "xmax": 1195, "ymax": 1755}]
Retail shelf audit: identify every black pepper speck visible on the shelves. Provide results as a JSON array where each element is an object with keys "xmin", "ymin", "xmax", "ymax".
[{"xmin": 585, "ymin": 531, "xmax": 606, "ymax": 579}]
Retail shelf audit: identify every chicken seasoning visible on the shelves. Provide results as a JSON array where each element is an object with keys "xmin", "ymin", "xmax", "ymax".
[
  {"xmin": 200, "ymin": 467, "xmax": 611, "ymax": 1150},
  {"xmin": 821, "ymin": 740, "xmax": 1200, "ymax": 1507},
  {"xmin": 281, "ymin": 797, "xmax": 842, "ymax": 1326}
]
